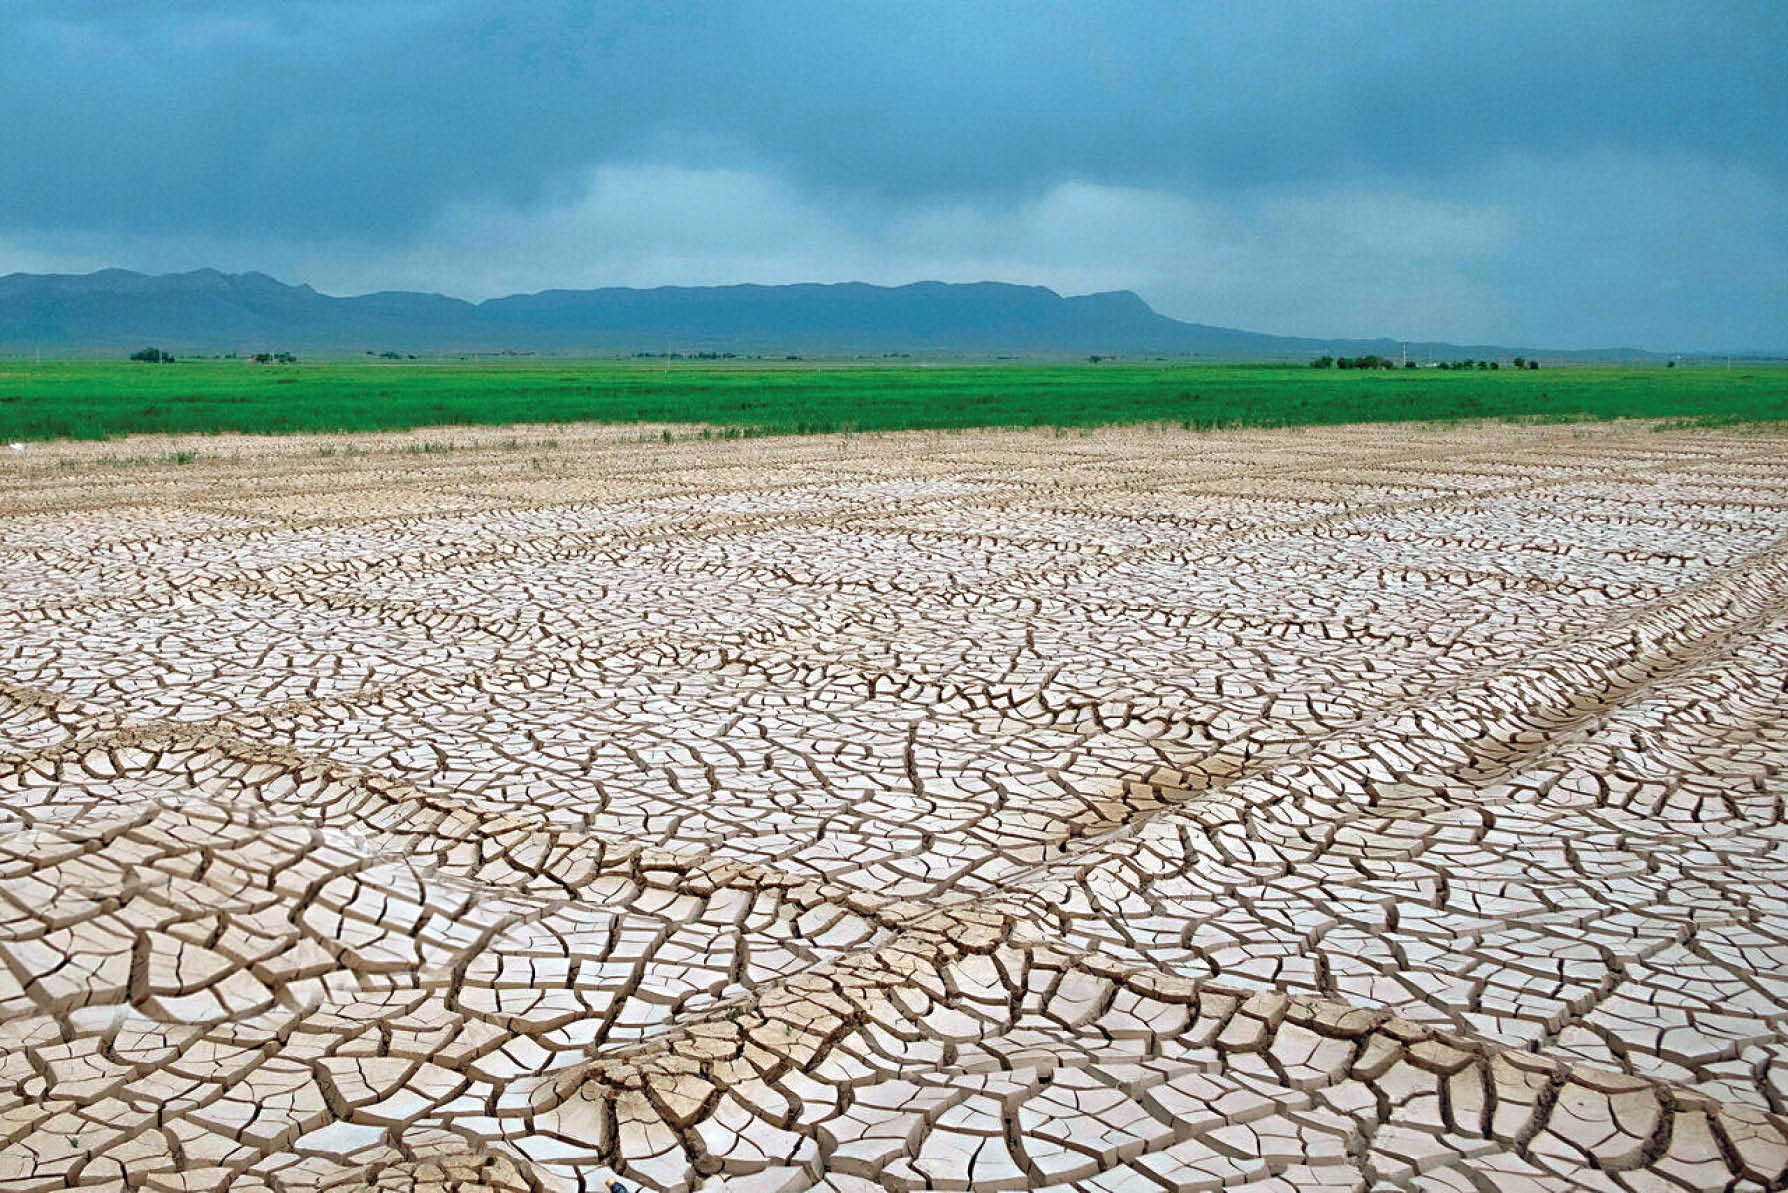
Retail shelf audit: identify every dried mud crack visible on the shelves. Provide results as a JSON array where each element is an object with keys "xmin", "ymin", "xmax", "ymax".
[{"xmin": 2, "ymin": 421, "xmax": 1787, "ymax": 1192}]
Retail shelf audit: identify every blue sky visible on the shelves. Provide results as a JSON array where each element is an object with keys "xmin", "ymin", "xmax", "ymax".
[{"xmin": 6, "ymin": 1, "xmax": 1785, "ymax": 348}]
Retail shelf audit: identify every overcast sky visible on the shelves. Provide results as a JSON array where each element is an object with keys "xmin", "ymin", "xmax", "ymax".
[{"xmin": 5, "ymin": 1, "xmax": 1785, "ymax": 349}]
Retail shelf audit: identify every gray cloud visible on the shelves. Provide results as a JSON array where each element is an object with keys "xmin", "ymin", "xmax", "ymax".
[{"xmin": 5, "ymin": 1, "xmax": 1785, "ymax": 348}]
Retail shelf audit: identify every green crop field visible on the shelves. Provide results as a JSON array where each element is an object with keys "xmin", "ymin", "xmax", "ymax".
[{"xmin": 0, "ymin": 358, "xmax": 1784, "ymax": 442}]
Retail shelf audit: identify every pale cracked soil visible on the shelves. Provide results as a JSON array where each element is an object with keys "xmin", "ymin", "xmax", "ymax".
[{"xmin": 2, "ymin": 421, "xmax": 1787, "ymax": 1193}]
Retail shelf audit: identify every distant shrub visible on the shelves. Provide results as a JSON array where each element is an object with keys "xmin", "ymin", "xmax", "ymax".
[{"xmin": 130, "ymin": 347, "xmax": 174, "ymax": 363}]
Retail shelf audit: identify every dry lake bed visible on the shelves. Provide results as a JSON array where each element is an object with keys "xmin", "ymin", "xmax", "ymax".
[{"xmin": 2, "ymin": 421, "xmax": 1786, "ymax": 1192}]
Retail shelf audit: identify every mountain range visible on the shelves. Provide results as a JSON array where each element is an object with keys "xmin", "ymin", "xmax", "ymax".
[{"xmin": 0, "ymin": 268, "xmax": 1662, "ymax": 360}]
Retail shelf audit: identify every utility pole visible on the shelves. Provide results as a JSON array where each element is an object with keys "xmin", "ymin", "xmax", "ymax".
[{"xmin": 1400, "ymin": 341, "xmax": 1407, "ymax": 368}]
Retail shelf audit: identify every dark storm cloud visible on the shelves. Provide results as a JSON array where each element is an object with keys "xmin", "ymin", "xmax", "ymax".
[
  {"xmin": 10, "ymin": 0, "xmax": 1784, "ymax": 238},
  {"xmin": 4, "ymin": 1, "xmax": 1786, "ymax": 347}
]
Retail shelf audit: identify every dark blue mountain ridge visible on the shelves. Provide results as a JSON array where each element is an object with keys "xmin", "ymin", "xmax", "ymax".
[{"xmin": 0, "ymin": 268, "xmax": 1661, "ymax": 358}]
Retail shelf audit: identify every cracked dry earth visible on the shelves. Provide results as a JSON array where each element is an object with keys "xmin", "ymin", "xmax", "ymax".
[{"xmin": 2, "ymin": 422, "xmax": 1787, "ymax": 1193}]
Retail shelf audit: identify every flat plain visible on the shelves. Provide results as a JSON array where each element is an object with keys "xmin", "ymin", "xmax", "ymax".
[
  {"xmin": 2, "ymin": 420, "xmax": 1787, "ymax": 1192},
  {"xmin": 3, "ymin": 359, "xmax": 1786, "ymax": 442}
]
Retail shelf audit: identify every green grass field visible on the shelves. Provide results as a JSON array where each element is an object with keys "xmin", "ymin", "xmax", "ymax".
[{"xmin": 0, "ymin": 358, "xmax": 1783, "ymax": 442}]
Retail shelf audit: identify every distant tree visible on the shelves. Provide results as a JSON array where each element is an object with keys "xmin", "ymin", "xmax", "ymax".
[
  {"xmin": 1527, "ymin": 360, "xmax": 1540, "ymax": 370},
  {"xmin": 1666, "ymin": 359, "xmax": 1676, "ymax": 368},
  {"xmin": 1088, "ymin": 355, "xmax": 1104, "ymax": 364},
  {"xmin": 1490, "ymin": 361, "xmax": 1499, "ymax": 370},
  {"xmin": 1310, "ymin": 355, "xmax": 1334, "ymax": 369},
  {"xmin": 130, "ymin": 347, "xmax": 174, "ymax": 363},
  {"xmin": 1512, "ymin": 356, "xmax": 1527, "ymax": 370},
  {"xmin": 1404, "ymin": 360, "xmax": 1417, "ymax": 368}
]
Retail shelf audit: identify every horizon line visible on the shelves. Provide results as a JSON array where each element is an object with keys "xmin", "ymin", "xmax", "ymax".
[{"xmin": 2, "ymin": 265, "xmax": 1781, "ymax": 356}]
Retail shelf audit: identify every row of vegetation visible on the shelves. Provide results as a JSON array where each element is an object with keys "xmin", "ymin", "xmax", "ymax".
[
  {"xmin": 132, "ymin": 347, "xmax": 299, "ymax": 365},
  {"xmin": 1311, "ymin": 354, "xmax": 1541, "ymax": 371},
  {"xmin": 1311, "ymin": 354, "xmax": 1405, "ymax": 370},
  {"xmin": 0, "ymin": 358, "xmax": 1780, "ymax": 442}
]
